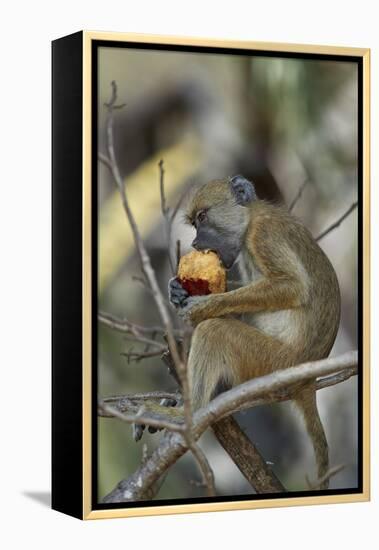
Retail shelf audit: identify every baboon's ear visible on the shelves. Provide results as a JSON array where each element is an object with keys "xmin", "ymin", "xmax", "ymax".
[{"xmin": 230, "ymin": 175, "xmax": 256, "ymax": 205}]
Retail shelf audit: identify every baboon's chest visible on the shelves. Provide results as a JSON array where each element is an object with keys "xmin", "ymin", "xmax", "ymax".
[
  {"xmin": 238, "ymin": 250, "xmax": 301, "ymax": 344},
  {"xmin": 238, "ymin": 250, "xmax": 263, "ymax": 284}
]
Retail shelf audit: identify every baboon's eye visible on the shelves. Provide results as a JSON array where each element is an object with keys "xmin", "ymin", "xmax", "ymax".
[{"xmin": 197, "ymin": 210, "xmax": 207, "ymax": 223}]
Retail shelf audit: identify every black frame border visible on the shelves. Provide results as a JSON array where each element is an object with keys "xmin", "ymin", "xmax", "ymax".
[{"xmin": 52, "ymin": 31, "xmax": 84, "ymax": 519}]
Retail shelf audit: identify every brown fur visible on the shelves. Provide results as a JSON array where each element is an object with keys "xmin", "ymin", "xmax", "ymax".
[{"xmin": 184, "ymin": 178, "xmax": 341, "ymax": 489}]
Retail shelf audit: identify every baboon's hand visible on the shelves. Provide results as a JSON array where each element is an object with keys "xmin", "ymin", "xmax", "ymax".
[
  {"xmin": 168, "ymin": 277, "xmax": 189, "ymax": 308},
  {"xmin": 177, "ymin": 294, "xmax": 211, "ymax": 324},
  {"xmin": 168, "ymin": 277, "xmax": 212, "ymax": 324}
]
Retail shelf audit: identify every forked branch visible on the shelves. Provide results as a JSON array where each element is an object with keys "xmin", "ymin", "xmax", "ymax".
[{"xmin": 102, "ymin": 351, "xmax": 357, "ymax": 502}]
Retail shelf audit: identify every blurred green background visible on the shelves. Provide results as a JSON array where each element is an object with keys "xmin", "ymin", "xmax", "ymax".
[{"xmin": 97, "ymin": 45, "xmax": 358, "ymax": 502}]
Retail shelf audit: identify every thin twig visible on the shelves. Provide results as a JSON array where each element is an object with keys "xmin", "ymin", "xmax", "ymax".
[
  {"xmin": 159, "ymin": 159, "xmax": 175, "ymax": 275},
  {"xmin": 188, "ymin": 443, "xmax": 216, "ymax": 497},
  {"xmin": 102, "ymin": 81, "xmax": 213, "ymax": 496},
  {"xmin": 98, "ymin": 152, "xmax": 113, "ymax": 172},
  {"xmin": 99, "ymin": 311, "xmax": 171, "ymax": 337},
  {"xmin": 316, "ymin": 366, "xmax": 358, "ymax": 390},
  {"xmin": 104, "ymin": 81, "xmax": 126, "ymax": 109},
  {"xmin": 99, "ymin": 311, "xmax": 169, "ymax": 355},
  {"xmin": 176, "ymin": 239, "xmax": 181, "ymax": 271},
  {"xmin": 121, "ymin": 349, "xmax": 165, "ymax": 363},
  {"xmin": 159, "ymin": 159, "xmax": 169, "ymax": 217},
  {"xmin": 288, "ymin": 179, "xmax": 308, "ymax": 212},
  {"xmin": 316, "ymin": 201, "xmax": 358, "ymax": 241},
  {"xmin": 121, "ymin": 333, "xmax": 165, "ymax": 350},
  {"xmin": 306, "ymin": 464, "xmax": 346, "ymax": 490}
]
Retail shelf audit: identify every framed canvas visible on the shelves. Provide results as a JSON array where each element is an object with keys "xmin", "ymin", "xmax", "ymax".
[{"xmin": 52, "ymin": 31, "xmax": 370, "ymax": 520}]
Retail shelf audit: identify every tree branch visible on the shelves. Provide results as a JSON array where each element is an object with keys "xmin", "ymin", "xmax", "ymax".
[
  {"xmin": 306, "ymin": 464, "xmax": 346, "ymax": 490},
  {"xmin": 99, "ymin": 401, "xmax": 184, "ymax": 434},
  {"xmin": 98, "ymin": 311, "xmax": 168, "ymax": 362},
  {"xmin": 101, "ymin": 390, "xmax": 179, "ymax": 404},
  {"xmin": 288, "ymin": 179, "xmax": 308, "ymax": 212},
  {"xmin": 316, "ymin": 201, "xmax": 358, "ymax": 241},
  {"xmin": 101, "ymin": 81, "xmax": 214, "ymax": 496},
  {"xmin": 102, "ymin": 350, "xmax": 357, "ymax": 502},
  {"xmin": 212, "ymin": 416, "xmax": 285, "ymax": 493},
  {"xmin": 98, "ymin": 310, "xmax": 168, "ymax": 337},
  {"xmin": 100, "ymin": 359, "xmax": 357, "ymax": 424}
]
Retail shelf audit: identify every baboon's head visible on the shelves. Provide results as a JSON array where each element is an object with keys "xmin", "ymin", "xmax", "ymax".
[{"xmin": 185, "ymin": 175, "xmax": 256, "ymax": 268}]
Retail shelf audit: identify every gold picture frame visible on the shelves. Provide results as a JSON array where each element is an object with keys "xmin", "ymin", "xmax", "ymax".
[{"xmin": 52, "ymin": 30, "xmax": 370, "ymax": 520}]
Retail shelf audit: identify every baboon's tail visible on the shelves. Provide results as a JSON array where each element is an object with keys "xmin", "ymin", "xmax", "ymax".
[{"xmin": 295, "ymin": 386, "xmax": 329, "ymax": 490}]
